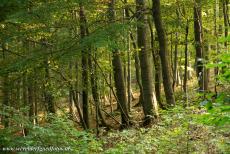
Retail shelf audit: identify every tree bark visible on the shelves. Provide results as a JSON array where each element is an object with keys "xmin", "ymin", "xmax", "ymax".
[
  {"xmin": 127, "ymin": 37, "xmax": 131, "ymax": 111},
  {"xmin": 214, "ymin": 0, "xmax": 220, "ymax": 95},
  {"xmin": 152, "ymin": 0, "xmax": 176, "ymax": 106},
  {"xmin": 123, "ymin": 0, "xmax": 144, "ymax": 106},
  {"xmin": 183, "ymin": 20, "xmax": 189, "ymax": 105},
  {"xmin": 71, "ymin": 88, "xmax": 87, "ymax": 129},
  {"xmin": 148, "ymin": 19, "xmax": 164, "ymax": 109},
  {"xmin": 89, "ymin": 52, "xmax": 108, "ymax": 128},
  {"xmin": 108, "ymin": 0, "xmax": 130, "ymax": 128},
  {"xmin": 2, "ymin": 44, "xmax": 10, "ymax": 127},
  {"xmin": 79, "ymin": 4, "xmax": 89, "ymax": 129},
  {"xmin": 130, "ymin": 34, "xmax": 144, "ymax": 106},
  {"xmin": 2, "ymin": 75, "xmax": 9, "ymax": 127},
  {"xmin": 28, "ymin": 75, "xmax": 35, "ymax": 124},
  {"xmin": 173, "ymin": 32, "xmax": 178, "ymax": 90},
  {"xmin": 194, "ymin": 0, "xmax": 204, "ymax": 92},
  {"xmin": 68, "ymin": 61, "xmax": 74, "ymax": 118},
  {"xmin": 124, "ymin": 0, "xmax": 132, "ymax": 111},
  {"xmin": 136, "ymin": 0, "xmax": 158, "ymax": 125},
  {"xmin": 44, "ymin": 58, "xmax": 55, "ymax": 114},
  {"xmin": 222, "ymin": 0, "xmax": 229, "ymax": 48}
]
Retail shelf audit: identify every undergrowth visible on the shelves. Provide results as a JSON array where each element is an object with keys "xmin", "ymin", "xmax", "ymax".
[
  {"xmin": 102, "ymin": 106, "xmax": 229, "ymax": 154},
  {"xmin": 1, "ymin": 104, "xmax": 229, "ymax": 154}
]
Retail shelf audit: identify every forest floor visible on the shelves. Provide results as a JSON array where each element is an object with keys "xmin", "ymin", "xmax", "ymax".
[
  {"xmin": 98, "ymin": 108, "xmax": 230, "ymax": 153},
  {"xmin": 100, "ymin": 107, "xmax": 230, "ymax": 153},
  {"xmin": 53, "ymin": 76, "xmax": 230, "ymax": 153},
  {"xmin": 32, "ymin": 76, "xmax": 230, "ymax": 153},
  {"xmin": 1, "ymin": 77, "xmax": 229, "ymax": 154},
  {"xmin": 94, "ymin": 77, "xmax": 230, "ymax": 153}
]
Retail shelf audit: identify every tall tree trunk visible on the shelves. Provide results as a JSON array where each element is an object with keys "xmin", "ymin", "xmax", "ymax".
[
  {"xmin": 2, "ymin": 75, "xmax": 9, "ymax": 127},
  {"xmin": 194, "ymin": 0, "xmax": 204, "ymax": 92},
  {"xmin": 153, "ymin": 49, "xmax": 162, "ymax": 108},
  {"xmin": 108, "ymin": 0, "xmax": 130, "ymax": 128},
  {"xmin": 170, "ymin": 34, "xmax": 174, "ymax": 73},
  {"xmin": 22, "ymin": 75, "xmax": 28, "ymax": 108},
  {"xmin": 123, "ymin": 61, "xmax": 127, "ymax": 88},
  {"xmin": 127, "ymin": 37, "xmax": 131, "ymax": 111},
  {"xmin": 124, "ymin": 0, "xmax": 144, "ymax": 106},
  {"xmin": 214, "ymin": 0, "xmax": 220, "ymax": 95},
  {"xmin": 183, "ymin": 20, "xmax": 189, "ymax": 105},
  {"xmin": 2, "ymin": 44, "xmax": 9, "ymax": 127},
  {"xmin": 222, "ymin": 0, "xmax": 229, "ymax": 48},
  {"xmin": 152, "ymin": 0, "xmax": 176, "ymax": 106},
  {"xmin": 82, "ymin": 4, "xmax": 108, "ymax": 129},
  {"xmin": 130, "ymin": 34, "xmax": 144, "ymax": 106},
  {"xmin": 109, "ymin": 54, "xmax": 113, "ymax": 112},
  {"xmin": 124, "ymin": 0, "xmax": 132, "ymax": 111},
  {"xmin": 173, "ymin": 10, "xmax": 180, "ymax": 90},
  {"xmin": 89, "ymin": 52, "xmax": 108, "ymax": 128},
  {"xmin": 136, "ymin": 0, "xmax": 158, "ymax": 125},
  {"xmin": 33, "ymin": 72, "xmax": 38, "ymax": 124},
  {"xmin": 79, "ymin": 4, "xmax": 89, "ymax": 129},
  {"xmin": 71, "ymin": 88, "xmax": 87, "ymax": 129},
  {"xmin": 173, "ymin": 32, "xmax": 178, "ymax": 90},
  {"xmin": 68, "ymin": 61, "xmax": 74, "ymax": 118},
  {"xmin": 148, "ymin": 19, "xmax": 164, "ymax": 109},
  {"xmin": 203, "ymin": 41, "xmax": 210, "ymax": 92},
  {"xmin": 44, "ymin": 58, "xmax": 55, "ymax": 114},
  {"xmin": 28, "ymin": 75, "xmax": 35, "ymax": 124}
]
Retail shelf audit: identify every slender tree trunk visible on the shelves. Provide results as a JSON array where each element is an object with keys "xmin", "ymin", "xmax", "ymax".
[
  {"xmin": 15, "ymin": 79, "xmax": 21, "ymax": 109},
  {"xmin": 108, "ymin": 0, "xmax": 130, "ymax": 128},
  {"xmin": 194, "ymin": 0, "xmax": 204, "ymax": 92},
  {"xmin": 2, "ymin": 75, "xmax": 9, "ymax": 127},
  {"xmin": 130, "ymin": 34, "xmax": 144, "ymax": 106},
  {"xmin": 124, "ymin": 0, "xmax": 144, "ymax": 106},
  {"xmin": 22, "ymin": 75, "xmax": 28, "ymax": 108},
  {"xmin": 33, "ymin": 73, "xmax": 38, "ymax": 124},
  {"xmin": 136, "ymin": 0, "xmax": 158, "ymax": 125},
  {"xmin": 44, "ymin": 58, "xmax": 55, "ymax": 114},
  {"xmin": 214, "ymin": 0, "xmax": 220, "ymax": 95},
  {"xmin": 89, "ymin": 52, "xmax": 108, "ymax": 128},
  {"xmin": 68, "ymin": 61, "xmax": 74, "ymax": 118},
  {"xmin": 124, "ymin": 0, "xmax": 132, "ymax": 111},
  {"xmin": 173, "ymin": 32, "xmax": 178, "ymax": 90},
  {"xmin": 148, "ymin": 19, "xmax": 164, "ymax": 109},
  {"xmin": 28, "ymin": 75, "xmax": 35, "ymax": 124},
  {"xmin": 222, "ymin": 0, "xmax": 229, "ymax": 48},
  {"xmin": 152, "ymin": 0, "xmax": 176, "ymax": 106},
  {"xmin": 79, "ymin": 4, "xmax": 89, "ymax": 128},
  {"xmin": 170, "ymin": 34, "xmax": 174, "ymax": 73},
  {"xmin": 153, "ymin": 49, "xmax": 162, "ymax": 108},
  {"xmin": 123, "ymin": 61, "xmax": 127, "ymax": 88},
  {"xmin": 71, "ymin": 88, "xmax": 87, "ymax": 129},
  {"xmin": 183, "ymin": 20, "xmax": 189, "ymax": 105},
  {"xmin": 88, "ymin": 53, "xmax": 99, "ymax": 133},
  {"xmin": 2, "ymin": 44, "xmax": 9, "ymax": 127},
  {"xmin": 127, "ymin": 37, "xmax": 131, "ymax": 111},
  {"xmin": 203, "ymin": 20, "xmax": 210, "ymax": 92},
  {"xmin": 109, "ymin": 54, "xmax": 113, "ymax": 112}
]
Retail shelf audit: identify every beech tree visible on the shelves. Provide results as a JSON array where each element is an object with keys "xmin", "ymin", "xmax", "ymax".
[
  {"xmin": 108, "ymin": 0, "xmax": 130, "ymax": 128},
  {"xmin": 152, "ymin": 0, "xmax": 176, "ymax": 106},
  {"xmin": 136, "ymin": 0, "xmax": 158, "ymax": 124}
]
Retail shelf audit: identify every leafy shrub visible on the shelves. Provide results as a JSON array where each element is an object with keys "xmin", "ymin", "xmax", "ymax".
[
  {"xmin": 0, "ymin": 106, "xmax": 102, "ymax": 154},
  {"xmin": 102, "ymin": 107, "xmax": 225, "ymax": 154}
]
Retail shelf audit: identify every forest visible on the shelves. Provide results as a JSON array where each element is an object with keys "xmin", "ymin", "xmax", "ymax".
[{"xmin": 0, "ymin": 0, "xmax": 229, "ymax": 153}]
